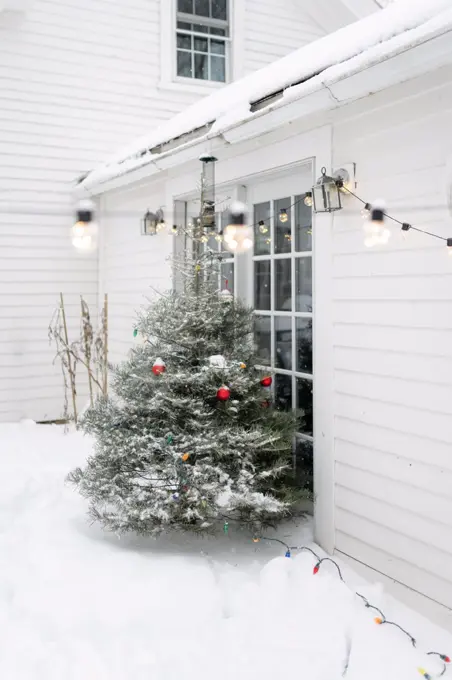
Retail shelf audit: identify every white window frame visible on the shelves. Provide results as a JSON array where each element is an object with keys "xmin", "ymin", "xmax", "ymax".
[
  {"xmin": 159, "ymin": 0, "xmax": 245, "ymax": 93},
  {"xmin": 243, "ymin": 167, "xmax": 314, "ymax": 451}
]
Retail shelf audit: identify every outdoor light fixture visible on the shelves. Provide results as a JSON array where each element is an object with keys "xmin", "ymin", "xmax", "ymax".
[
  {"xmin": 224, "ymin": 201, "xmax": 253, "ymax": 253},
  {"xmin": 142, "ymin": 209, "xmax": 165, "ymax": 236},
  {"xmin": 72, "ymin": 198, "xmax": 97, "ymax": 250},
  {"xmin": 312, "ymin": 167, "xmax": 343, "ymax": 213}
]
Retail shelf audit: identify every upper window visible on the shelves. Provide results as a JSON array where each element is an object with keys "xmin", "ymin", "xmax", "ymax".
[{"xmin": 176, "ymin": 0, "xmax": 229, "ymax": 83}]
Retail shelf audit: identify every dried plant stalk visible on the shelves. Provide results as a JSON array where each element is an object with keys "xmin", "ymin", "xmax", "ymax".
[{"xmin": 59, "ymin": 293, "xmax": 78, "ymax": 424}]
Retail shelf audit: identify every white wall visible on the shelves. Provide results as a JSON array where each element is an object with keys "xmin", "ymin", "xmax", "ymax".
[
  {"xmin": 96, "ymin": 64, "xmax": 452, "ymax": 620},
  {"xmin": 331, "ymin": 67, "xmax": 452, "ymax": 612},
  {"xmin": 99, "ymin": 180, "xmax": 172, "ymax": 365},
  {"xmin": 0, "ymin": 0, "xmax": 331, "ymax": 422}
]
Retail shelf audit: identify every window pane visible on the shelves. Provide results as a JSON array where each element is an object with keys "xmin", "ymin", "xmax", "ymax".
[
  {"xmin": 177, "ymin": 50, "xmax": 192, "ymax": 77},
  {"xmin": 194, "ymin": 52, "xmax": 208, "ymax": 79},
  {"xmin": 296, "ymin": 318, "xmax": 312, "ymax": 374},
  {"xmin": 254, "ymin": 315, "xmax": 271, "ymax": 365},
  {"xmin": 194, "ymin": 36, "xmax": 208, "ymax": 52},
  {"xmin": 221, "ymin": 261, "xmax": 234, "ymax": 294},
  {"xmin": 210, "ymin": 38, "xmax": 225, "ymax": 55},
  {"xmin": 297, "ymin": 378, "xmax": 313, "ymax": 435},
  {"xmin": 254, "ymin": 260, "xmax": 271, "ymax": 310},
  {"xmin": 194, "ymin": 0, "xmax": 209, "ymax": 16},
  {"xmin": 254, "ymin": 202, "xmax": 270, "ymax": 256},
  {"xmin": 211, "ymin": 26, "xmax": 226, "ymax": 35},
  {"xmin": 294, "ymin": 438, "xmax": 313, "ymax": 491},
  {"xmin": 212, "ymin": 0, "xmax": 227, "ymax": 20},
  {"xmin": 210, "ymin": 55, "xmax": 225, "ymax": 82},
  {"xmin": 275, "ymin": 373, "xmax": 292, "ymax": 411},
  {"xmin": 275, "ymin": 259, "xmax": 291, "ymax": 311},
  {"xmin": 295, "ymin": 194, "xmax": 312, "ymax": 252},
  {"xmin": 177, "ymin": 33, "xmax": 192, "ymax": 49},
  {"xmin": 178, "ymin": 0, "xmax": 194, "ymax": 13},
  {"xmin": 177, "ymin": 21, "xmax": 192, "ymax": 29},
  {"xmin": 295, "ymin": 258, "xmax": 312, "ymax": 312},
  {"xmin": 275, "ymin": 197, "xmax": 291, "ymax": 254},
  {"xmin": 275, "ymin": 316, "xmax": 291, "ymax": 371},
  {"xmin": 194, "ymin": 22, "xmax": 208, "ymax": 32}
]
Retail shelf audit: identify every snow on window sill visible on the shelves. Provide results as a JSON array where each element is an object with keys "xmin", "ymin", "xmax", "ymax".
[{"xmin": 158, "ymin": 79, "xmax": 227, "ymax": 96}]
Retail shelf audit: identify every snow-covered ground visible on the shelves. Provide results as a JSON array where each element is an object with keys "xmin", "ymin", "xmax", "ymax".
[{"xmin": 0, "ymin": 422, "xmax": 450, "ymax": 680}]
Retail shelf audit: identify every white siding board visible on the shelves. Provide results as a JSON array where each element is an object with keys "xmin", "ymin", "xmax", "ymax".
[
  {"xmin": 330, "ymin": 72, "xmax": 452, "ymax": 609},
  {"xmin": 336, "ymin": 455, "xmax": 452, "ymax": 523},
  {"xmin": 335, "ymin": 419, "xmax": 452, "ymax": 474},
  {"xmin": 336, "ymin": 486, "xmax": 452, "ymax": 559},
  {"xmin": 336, "ymin": 531, "xmax": 452, "ymax": 608}
]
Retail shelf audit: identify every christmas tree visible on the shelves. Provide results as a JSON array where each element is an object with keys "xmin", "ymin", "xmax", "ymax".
[{"xmin": 70, "ymin": 167, "xmax": 303, "ymax": 536}]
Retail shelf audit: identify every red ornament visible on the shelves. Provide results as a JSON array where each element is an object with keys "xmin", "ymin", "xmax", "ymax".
[
  {"xmin": 152, "ymin": 358, "xmax": 166, "ymax": 375},
  {"xmin": 261, "ymin": 400, "xmax": 271, "ymax": 408},
  {"xmin": 444, "ymin": 657, "xmax": 451, "ymax": 664},
  {"xmin": 217, "ymin": 385, "xmax": 231, "ymax": 401},
  {"xmin": 261, "ymin": 376, "xmax": 272, "ymax": 388},
  {"xmin": 313, "ymin": 563, "xmax": 320, "ymax": 575}
]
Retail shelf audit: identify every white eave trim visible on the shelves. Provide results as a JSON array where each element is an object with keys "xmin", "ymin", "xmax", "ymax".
[{"xmin": 82, "ymin": 23, "xmax": 452, "ymax": 197}]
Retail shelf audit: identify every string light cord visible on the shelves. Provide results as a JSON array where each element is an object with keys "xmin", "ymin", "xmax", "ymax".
[
  {"xmin": 341, "ymin": 185, "xmax": 451, "ymax": 244},
  {"xmin": 253, "ymin": 536, "xmax": 450, "ymax": 679}
]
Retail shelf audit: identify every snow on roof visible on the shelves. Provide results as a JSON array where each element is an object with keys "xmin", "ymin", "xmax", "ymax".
[{"xmin": 82, "ymin": 0, "xmax": 452, "ymax": 192}]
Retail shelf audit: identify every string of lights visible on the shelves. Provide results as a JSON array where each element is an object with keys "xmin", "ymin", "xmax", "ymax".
[
  {"xmin": 251, "ymin": 534, "xmax": 450, "ymax": 680},
  {"xmin": 341, "ymin": 185, "xmax": 452, "ymax": 252}
]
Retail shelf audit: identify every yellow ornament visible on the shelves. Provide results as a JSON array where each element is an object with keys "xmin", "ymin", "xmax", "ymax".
[
  {"xmin": 181, "ymin": 453, "xmax": 190, "ymax": 462},
  {"xmin": 240, "ymin": 362, "xmax": 246, "ymax": 369},
  {"xmin": 252, "ymin": 537, "xmax": 260, "ymax": 543},
  {"xmin": 195, "ymin": 264, "xmax": 201, "ymax": 272}
]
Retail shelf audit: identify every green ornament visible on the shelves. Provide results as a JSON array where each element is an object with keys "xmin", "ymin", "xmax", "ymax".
[
  {"xmin": 223, "ymin": 521, "xmax": 229, "ymax": 534},
  {"xmin": 133, "ymin": 328, "xmax": 138, "ymax": 337},
  {"xmin": 166, "ymin": 434, "xmax": 173, "ymax": 444}
]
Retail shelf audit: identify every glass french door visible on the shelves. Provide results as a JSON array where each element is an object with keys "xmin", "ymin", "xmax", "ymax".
[{"xmin": 249, "ymin": 170, "xmax": 314, "ymax": 485}]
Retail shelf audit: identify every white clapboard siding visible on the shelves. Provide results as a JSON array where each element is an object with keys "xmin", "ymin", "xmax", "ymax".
[
  {"xmin": 332, "ymin": 72, "xmax": 452, "ymax": 608},
  {"xmin": 244, "ymin": 0, "xmax": 325, "ymax": 74},
  {"xmin": 99, "ymin": 181, "xmax": 172, "ymax": 365},
  {"xmin": 0, "ymin": 0, "xmax": 324, "ymax": 421}
]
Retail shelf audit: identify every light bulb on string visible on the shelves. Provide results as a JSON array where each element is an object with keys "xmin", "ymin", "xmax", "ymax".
[
  {"xmin": 361, "ymin": 203, "xmax": 371, "ymax": 218},
  {"xmin": 258, "ymin": 220, "xmax": 268, "ymax": 234},
  {"xmin": 200, "ymin": 234, "xmax": 209, "ymax": 243},
  {"xmin": 447, "ymin": 238, "xmax": 452, "ymax": 256},
  {"xmin": 215, "ymin": 231, "xmax": 224, "ymax": 243},
  {"xmin": 224, "ymin": 202, "xmax": 253, "ymax": 253},
  {"xmin": 279, "ymin": 209, "xmax": 289, "ymax": 223},
  {"xmin": 304, "ymin": 193, "xmax": 313, "ymax": 208},
  {"xmin": 363, "ymin": 199, "xmax": 389, "ymax": 247},
  {"xmin": 171, "ymin": 225, "xmax": 178, "ymax": 235},
  {"xmin": 72, "ymin": 199, "xmax": 97, "ymax": 251}
]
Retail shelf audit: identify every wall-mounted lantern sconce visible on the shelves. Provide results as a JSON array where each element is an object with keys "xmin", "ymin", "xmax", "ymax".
[
  {"xmin": 142, "ymin": 208, "xmax": 165, "ymax": 235},
  {"xmin": 312, "ymin": 167, "xmax": 344, "ymax": 213}
]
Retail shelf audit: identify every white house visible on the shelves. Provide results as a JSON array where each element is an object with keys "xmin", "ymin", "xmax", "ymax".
[
  {"xmin": 79, "ymin": 0, "xmax": 452, "ymax": 626},
  {"xmin": 1, "ymin": 0, "xmax": 375, "ymax": 423}
]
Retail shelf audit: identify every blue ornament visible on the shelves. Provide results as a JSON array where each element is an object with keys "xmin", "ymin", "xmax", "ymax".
[
  {"xmin": 285, "ymin": 550, "xmax": 291, "ymax": 558},
  {"xmin": 172, "ymin": 493, "xmax": 180, "ymax": 501}
]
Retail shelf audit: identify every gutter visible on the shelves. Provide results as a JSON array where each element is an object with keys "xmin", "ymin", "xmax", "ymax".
[{"xmin": 80, "ymin": 19, "xmax": 452, "ymax": 197}]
